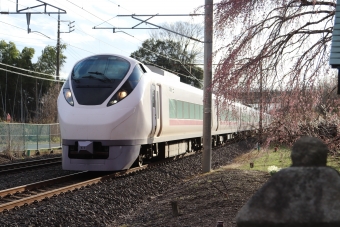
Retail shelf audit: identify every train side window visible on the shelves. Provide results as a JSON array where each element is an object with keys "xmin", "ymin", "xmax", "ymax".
[
  {"xmin": 190, "ymin": 103, "xmax": 195, "ymax": 119},
  {"xmin": 169, "ymin": 99, "xmax": 177, "ymax": 118},
  {"xmin": 195, "ymin": 104, "xmax": 200, "ymax": 120},
  {"xmin": 183, "ymin": 102, "xmax": 189, "ymax": 119},
  {"xmin": 199, "ymin": 105, "xmax": 203, "ymax": 120},
  {"xmin": 177, "ymin": 100, "xmax": 183, "ymax": 119}
]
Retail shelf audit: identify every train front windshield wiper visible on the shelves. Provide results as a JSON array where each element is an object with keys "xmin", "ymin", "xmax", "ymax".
[
  {"xmin": 82, "ymin": 75, "xmax": 106, "ymax": 82},
  {"xmin": 88, "ymin": 71, "xmax": 112, "ymax": 82},
  {"xmin": 71, "ymin": 71, "xmax": 80, "ymax": 83}
]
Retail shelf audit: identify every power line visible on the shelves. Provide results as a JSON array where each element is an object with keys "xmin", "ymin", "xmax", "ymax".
[
  {"xmin": 65, "ymin": 0, "xmax": 116, "ymax": 27},
  {"xmin": 63, "ymin": 0, "xmax": 196, "ymax": 71},
  {"xmin": 0, "ymin": 62, "xmax": 54, "ymax": 77},
  {"xmin": 0, "ymin": 67, "xmax": 59, "ymax": 82},
  {"xmin": 2, "ymin": 0, "xmax": 203, "ymax": 83},
  {"xmin": 0, "ymin": 20, "xmax": 26, "ymax": 31}
]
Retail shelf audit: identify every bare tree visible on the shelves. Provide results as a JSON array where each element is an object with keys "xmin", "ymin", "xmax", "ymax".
[
  {"xmin": 150, "ymin": 21, "xmax": 204, "ymax": 65},
  {"xmin": 213, "ymin": 0, "xmax": 340, "ymax": 150},
  {"xmin": 37, "ymin": 84, "xmax": 60, "ymax": 123}
]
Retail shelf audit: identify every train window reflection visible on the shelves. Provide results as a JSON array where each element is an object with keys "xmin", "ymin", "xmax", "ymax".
[{"xmin": 72, "ymin": 55, "xmax": 130, "ymax": 80}]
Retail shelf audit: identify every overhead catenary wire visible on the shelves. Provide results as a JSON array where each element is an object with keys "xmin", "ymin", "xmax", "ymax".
[
  {"xmin": 1, "ymin": 0, "xmax": 203, "ymax": 83},
  {"xmin": 63, "ymin": 0, "xmax": 202, "ymax": 82},
  {"xmin": 52, "ymin": 0, "xmax": 202, "ymax": 79},
  {"xmin": 0, "ymin": 62, "xmax": 55, "ymax": 77},
  {"xmin": 0, "ymin": 67, "xmax": 60, "ymax": 82}
]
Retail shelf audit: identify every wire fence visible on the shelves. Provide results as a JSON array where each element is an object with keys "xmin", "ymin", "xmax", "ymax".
[{"xmin": 0, "ymin": 123, "xmax": 61, "ymax": 153}]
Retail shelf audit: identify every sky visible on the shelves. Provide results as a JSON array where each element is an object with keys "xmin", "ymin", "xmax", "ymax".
[{"xmin": 0, "ymin": 0, "xmax": 209, "ymax": 79}]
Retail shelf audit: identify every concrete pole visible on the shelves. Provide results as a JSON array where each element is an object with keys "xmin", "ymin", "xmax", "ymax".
[
  {"xmin": 56, "ymin": 10, "xmax": 60, "ymax": 81},
  {"xmin": 21, "ymin": 76, "xmax": 23, "ymax": 122},
  {"xmin": 202, "ymin": 0, "xmax": 213, "ymax": 173}
]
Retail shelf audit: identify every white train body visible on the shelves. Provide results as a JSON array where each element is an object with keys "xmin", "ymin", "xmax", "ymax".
[{"xmin": 58, "ymin": 54, "xmax": 268, "ymax": 171}]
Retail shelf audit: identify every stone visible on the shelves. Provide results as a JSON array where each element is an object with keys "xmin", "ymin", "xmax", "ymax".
[
  {"xmin": 291, "ymin": 136, "xmax": 329, "ymax": 167},
  {"xmin": 236, "ymin": 167, "xmax": 340, "ymax": 227},
  {"xmin": 236, "ymin": 136, "xmax": 340, "ymax": 227}
]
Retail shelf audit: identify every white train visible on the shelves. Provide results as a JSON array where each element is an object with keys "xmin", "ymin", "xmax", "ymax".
[{"xmin": 58, "ymin": 54, "xmax": 268, "ymax": 171}]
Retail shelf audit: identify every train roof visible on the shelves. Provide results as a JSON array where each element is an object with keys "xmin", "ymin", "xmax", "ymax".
[{"xmin": 145, "ymin": 65, "xmax": 180, "ymax": 82}]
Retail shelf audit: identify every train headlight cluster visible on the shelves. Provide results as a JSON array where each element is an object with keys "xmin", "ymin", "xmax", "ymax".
[
  {"xmin": 108, "ymin": 89, "xmax": 129, "ymax": 106},
  {"xmin": 63, "ymin": 88, "xmax": 74, "ymax": 106},
  {"xmin": 107, "ymin": 64, "xmax": 144, "ymax": 107}
]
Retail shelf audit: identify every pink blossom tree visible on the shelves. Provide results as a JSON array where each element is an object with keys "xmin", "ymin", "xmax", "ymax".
[{"xmin": 213, "ymin": 0, "xmax": 340, "ymax": 151}]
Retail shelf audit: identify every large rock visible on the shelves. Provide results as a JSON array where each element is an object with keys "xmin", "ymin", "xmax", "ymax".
[
  {"xmin": 291, "ymin": 136, "xmax": 328, "ymax": 167},
  {"xmin": 236, "ymin": 166, "xmax": 340, "ymax": 227}
]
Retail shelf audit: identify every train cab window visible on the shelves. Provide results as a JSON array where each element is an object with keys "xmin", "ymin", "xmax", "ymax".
[
  {"xmin": 107, "ymin": 64, "xmax": 145, "ymax": 107},
  {"xmin": 127, "ymin": 65, "xmax": 144, "ymax": 88},
  {"xmin": 72, "ymin": 55, "xmax": 130, "ymax": 81}
]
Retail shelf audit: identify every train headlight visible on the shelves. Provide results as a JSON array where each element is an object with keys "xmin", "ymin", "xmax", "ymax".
[
  {"xmin": 117, "ymin": 90, "xmax": 128, "ymax": 101},
  {"xmin": 63, "ymin": 88, "xmax": 74, "ymax": 106},
  {"xmin": 107, "ymin": 89, "xmax": 129, "ymax": 106}
]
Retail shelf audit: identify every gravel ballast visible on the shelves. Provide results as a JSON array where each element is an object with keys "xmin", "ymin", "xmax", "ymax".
[{"xmin": 0, "ymin": 140, "xmax": 268, "ymax": 227}]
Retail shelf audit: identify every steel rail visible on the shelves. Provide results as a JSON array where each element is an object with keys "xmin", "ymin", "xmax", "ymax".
[
  {"xmin": 0, "ymin": 136, "xmax": 248, "ymax": 213},
  {"xmin": 0, "ymin": 165, "xmax": 149, "ymax": 212},
  {"xmin": 0, "ymin": 157, "xmax": 61, "ymax": 174}
]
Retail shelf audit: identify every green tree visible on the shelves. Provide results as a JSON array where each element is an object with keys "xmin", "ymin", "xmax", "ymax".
[
  {"xmin": 0, "ymin": 40, "xmax": 66, "ymax": 122},
  {"xmin": 0, "ymin": 41, "xmax": 36, "ymax": 122},
  {"xmin": 131, "ymin": 38, "xmax": 203, "ymax": 88},
  {"xmin": 34, "ymin": 44, "xmax": 67, "ymax": 75}
]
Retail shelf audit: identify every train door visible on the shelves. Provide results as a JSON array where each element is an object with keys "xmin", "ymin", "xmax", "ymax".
[{"xmin": 150, "ymin": 84, "xmax": 162, "ymax": 138}]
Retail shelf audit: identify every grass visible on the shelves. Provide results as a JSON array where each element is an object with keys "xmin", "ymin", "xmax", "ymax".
[
  {"xmin": 234, "ymin": 145, "xmax": 340, "ymax": 173},
  {"xmin": 237, "ymin": 146, "xmax": 291, "ymax": 172},
  {"xmin": 326, "ymin": 154, "xmax": 340, "ymax": 172}
]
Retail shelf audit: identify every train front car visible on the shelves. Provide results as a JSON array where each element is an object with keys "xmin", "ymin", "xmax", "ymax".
[{"xmin": 58, "ymin": 54, "xmax": 150, "ymax": 171}]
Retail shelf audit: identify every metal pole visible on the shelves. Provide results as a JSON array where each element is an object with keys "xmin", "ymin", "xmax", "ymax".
[
  {"xmin": 36, "ymin": 79, "xmax": 38, "ymax": 118},
  {"xmin": 338, "ymin": 69, "xmax": 340, "ymax": 95},
  {"xmin": 202, "ymin": 0, "xmax": 213, "ymax": 173},
  {"xmin": 56, "ymin": 10, "xmax": 60, "ymax": 81},
  {"xmin": 49, "ymin": 124, "xmax": 51, "ymax": 150},
  {"xmin": 5, "ymin": 70, "xmax": 7, "ymax": 120},
  {"xmin": 23, "ymin": 123, "xmax": 26, "ymax": 151},
  {"xmin": 21, "ymin": 75, "xmax": 23, "ymax": 122},
  {"xmin": 259, "ymin": 62, "xmax": 263, "ymax": 149},
  {"xmin": 36, "ymin": 124, "xmax": 39, "ymax": 150}
]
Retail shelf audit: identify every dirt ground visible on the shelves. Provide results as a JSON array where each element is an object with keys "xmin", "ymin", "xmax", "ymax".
[{"xmin": 116, "ymin": 166, "xmax": 270, "ymax": 227}]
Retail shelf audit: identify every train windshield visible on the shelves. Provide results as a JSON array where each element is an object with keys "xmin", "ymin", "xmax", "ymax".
[{"xmin": 72, "ymin": 55, "xmax": 130, "ymax": 81}]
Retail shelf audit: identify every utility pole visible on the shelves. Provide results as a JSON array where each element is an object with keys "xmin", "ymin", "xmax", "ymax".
[
  {"xmin": 202, "ymin": 0, "xmax": 213, "ymax": 173},
  {"xmin": 259, "ymin": 62, "xmax": 263, "ymax": 150},
  {"xmin": 36, "ymin": 79, "xmax": 38, "ymax": 120},
  {"xmin": 58, "ymin": 20, "xmax": 75, "ymax": 81},
  {"xmin": 21, "ymin": 76, "xmax": 23, "ymax": 122},
  {"xmin": 1, "ymin": 0, "xmax": 67, "ymax": 81},
  {"xmin": 56, "ymin": 10, "xmax": 60, "ymax": 81}
]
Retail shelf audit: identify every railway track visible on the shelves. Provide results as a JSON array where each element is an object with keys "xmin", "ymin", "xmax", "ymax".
[
  {"xmin": 0, "ymin": 163, "xmax": 151, "ymax": 212},
  {"xmin": 0, "ymin": 138, "xmax": 251, "ymax": 213},
  {"xmin": 0, "ymin": 157, "xmax": 61, "ymax": 174}
]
